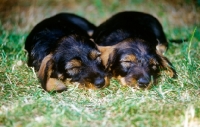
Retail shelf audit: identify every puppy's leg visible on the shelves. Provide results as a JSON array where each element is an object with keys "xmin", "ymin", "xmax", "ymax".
[
  {"xmin": 156, "ymin": 44, "xmax": 167, "ymax": 54},
  {"xmin": 156, "ymin": 39, "xmax": 168, "ymax": 54},
  {"xmin": 156, "ymin": 51, "xmax": 177, "ymax": 78},
  {"xmin": 38, "ymin": 54, "xmax": 67, "ymax": 92}
]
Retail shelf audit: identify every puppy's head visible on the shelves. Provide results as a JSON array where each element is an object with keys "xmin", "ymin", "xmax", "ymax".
[
  {"xmin": 38, "ymin": 35, "xmax": 110, "ymax": 92},
  {"xmin": 98, "ymin": 38, "xmax": 176, "ymax": 89}
]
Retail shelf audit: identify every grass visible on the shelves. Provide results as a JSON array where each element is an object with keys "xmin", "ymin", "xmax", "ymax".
[{"xmin": 0, "ymin": 0, "xmax": 200, "ymax": 127}]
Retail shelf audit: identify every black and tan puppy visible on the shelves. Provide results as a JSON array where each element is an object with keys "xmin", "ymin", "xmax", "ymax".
[
  {"xmin": 93, "ymin": 11, "xmax": 177, "ymax": 89},
  {"xmin": 25, "ymin": 13, "xmax": 109, "ymax": 92}
]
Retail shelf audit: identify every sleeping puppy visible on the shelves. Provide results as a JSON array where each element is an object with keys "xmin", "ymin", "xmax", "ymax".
[
  {"xmin": 93, "ymin": 11, "xmax": 177, "ymax": 89},
  {"xmin": 25, "ymin": 13, "xmax": 109, "ymax": 92}
]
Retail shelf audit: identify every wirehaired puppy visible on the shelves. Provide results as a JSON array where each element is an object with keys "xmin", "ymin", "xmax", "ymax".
[
  {"xmin": 25, "ymin": 13, "xmax": 109, "ymax": 92},
  {"xmin": 93, "ymin": 11, "xmax": 177, "ymax": 89}
]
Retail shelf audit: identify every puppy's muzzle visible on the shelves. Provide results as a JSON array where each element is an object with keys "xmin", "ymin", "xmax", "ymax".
[
  {"xmin": 94, "ymin": 76, "xmax": 105, "ymax": 88},
  {"xmin": 137, "ymin": 77, "xmax": 150, "ymax": 88},
  {"xmin": 83, "ymin": 75, "xmax": 110, "ymax": 89},
  {"xmin": 117, "ymin": 75, "xmax": 151, "ymax": 88}
]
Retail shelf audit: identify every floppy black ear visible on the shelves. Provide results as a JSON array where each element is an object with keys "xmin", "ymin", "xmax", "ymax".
[
  {"xmin": 156, "ymin": 51, "xmax": 177, "ymax": 78},
  {"xmin": 38, "ymin": 54, "xmax": 67, "ymax": 92}
]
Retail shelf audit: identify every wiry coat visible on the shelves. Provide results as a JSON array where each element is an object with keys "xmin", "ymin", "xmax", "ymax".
[
  {"xmin": 25, "ymin": 13, "xmax": 109, "ymax": 92},
  {"xmin": 93, "ymin": 11, "xmax": 176, "ymax": 88}
]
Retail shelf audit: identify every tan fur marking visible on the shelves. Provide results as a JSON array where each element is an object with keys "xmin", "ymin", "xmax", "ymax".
[
  {"xmin": 165, "ymin": 68, "xmax": 176, "ymax": 77},
  {"xmin": 38, "ymin": 54, "xmax": 67, "ymax": 91},
  {"xmin": 156, "ymin": 44, "xmax": 167, "ymax": 54},
  {"xmin": 96, "ymin": 39, "xmax": 135, "ymax": 68},
  {"xmin": 89, "ymin": 50, "xmax": 101, "ymax": 60},
  {"xmin": 80, "ymin": 83, "xmax": 97, "ymax": 89},
  {"xmin": 156, "ymin": 50, "xmax": 176, "ymax": 78},
  {"xmin": 120, "ymin": 54, "xmax": 136, "ymax": 62},
  {"xmin": 46, "ymin": 78, "xmax": 67, "ymax": 91},
  {"xmin": 149, "ymin": 58, "xmax": 159, "ymax": 68},
  {"xmin": 79, "ymin": 76, "xmax": 110, "ymax": 89},
  {"xmin": 116, "ymin": 76, "xmax": 127, "ymax": 86},
  {"xmin": 116, "ymin": 75, "xmax": 152, "ymax": 89},
  {"xmin": 120, "ymin": 54, "xmax": 135, "ymax": 69},
  {"xmin": 103, "ymin": 76, "xmax": 110, "ymax": 88},
  {"xmin": 65, "ymin": 59, "xmax": 82, "ymax": 75},
  {"xmin": 97, "ymin": 45, "xmax": 116, "ymax": 67},
  {"xmin": 38, "ymin": 54, "xmax": 53, "ymax": 83}
]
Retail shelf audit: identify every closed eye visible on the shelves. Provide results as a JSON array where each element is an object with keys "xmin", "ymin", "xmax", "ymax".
[
  {"xmin": 120, "ymin": 61, "xmax": 133, "ymax": 68},
  {"xmin": 120, "ymin": 60, "xmax": 132, "ymax": 63},
  {"xmin": 66, "ymin": 67, "xmax": 81, "ymax": 75}
]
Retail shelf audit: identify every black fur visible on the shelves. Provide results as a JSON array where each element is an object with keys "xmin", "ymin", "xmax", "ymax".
[
  {"xmin": 25, "ymin": 13, "xmax": 108, "ymax": 92},
  {"xmin": 93, "ymin": 11, "xmax": 168, "ymax": 48}
]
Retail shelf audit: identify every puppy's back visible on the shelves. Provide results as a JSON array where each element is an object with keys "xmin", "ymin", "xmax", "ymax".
[
  {"xmin": 25, "ymin": 13, "xmax": 95, "ymax": 51},
  {"xmin": 93, "ymin": 11, "xmax": 167, "ymax": 47},
  {"xmin": 56, "ymin": 13, "xmax": 96, "ymax": 34},
  {"xmin": 25, "ymin": 13, "xmax": 96, "ymax": 71}
]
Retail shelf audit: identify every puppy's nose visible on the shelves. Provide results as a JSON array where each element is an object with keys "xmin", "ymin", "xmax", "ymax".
[
  {"xmin": 94, "ymin": 77, "xmax": 105, "ymax": 88},
  {"xmin": 138, "ymin": 77, "xmax": 150, "ymax": 88}
]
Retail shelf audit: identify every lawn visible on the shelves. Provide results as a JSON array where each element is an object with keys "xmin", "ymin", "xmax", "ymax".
[{"xmin": 0, "ymin": 0, "xmax": 200, "ymax": 127}]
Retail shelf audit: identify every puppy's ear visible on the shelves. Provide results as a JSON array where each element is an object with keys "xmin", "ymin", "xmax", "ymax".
[
  {"xmin": 156, "ymin": 51, "xmax": 177, "ymax": 78},
  {"xmin": 106, "ymin": 49, "xmax": 118, "ymax": 71},
  {"xmin": 38, "ymin": 54, "xmax": 67, "ymax": 92},
  {"xmin": 96, "ymin": 45, "xmax": 117, "ymax": 71}
]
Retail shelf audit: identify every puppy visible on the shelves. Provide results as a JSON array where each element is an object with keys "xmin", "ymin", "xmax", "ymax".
[
  {"xmin": 93, "ymin": 11, "xmax": 177, "ymax": 89},
  {"xmin": 25, "ymin": 13, "xmax": 109, "ymax": 92}
]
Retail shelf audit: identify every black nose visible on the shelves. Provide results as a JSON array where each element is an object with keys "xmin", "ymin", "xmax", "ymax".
[
  {"xmin": 94, "ymin": 77, "xmax": 105, "ymax": 88},
  {"xmin": 138, "ymin": 77, "xmax": 150, "ymax": 88}
]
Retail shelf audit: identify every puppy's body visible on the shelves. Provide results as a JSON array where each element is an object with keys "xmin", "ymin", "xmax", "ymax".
[
  {"xmin": 25, "ymin": 13, "xmax": 109, "ymax": 92},
  {"xmin": 93, "ymin": 11, "xmax": 168, "ymax": 53},
  {"xmin": 25, "ymin": 13, "xmax": 96, "ymax": 70},
  {"xmin": 93, "ymin": 11, "xmax": 176, "ymax": 88}
]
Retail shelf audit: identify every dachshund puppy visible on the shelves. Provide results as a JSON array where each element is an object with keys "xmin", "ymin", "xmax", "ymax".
[
  {"xmin": 93, "ymin": 11, "xmax": 177, "ymax": 89},
  {"xmin": 25, "ymin": 13, "xmax": 109, "ymax": 92}
]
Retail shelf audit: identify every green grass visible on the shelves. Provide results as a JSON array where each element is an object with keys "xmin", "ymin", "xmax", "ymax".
[{"xmin": 0, "ymin": 0, "xmax": 200, "ymax": 127}]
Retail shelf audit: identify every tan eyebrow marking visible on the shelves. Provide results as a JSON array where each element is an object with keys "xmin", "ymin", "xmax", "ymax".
[
  {"xmin": 65, "ymin": 59, "xmax": 82, "ymax": 70},
  {"xmin": 120, "ymin": 54, "xmax": 136, "ymax": 62},
  {"xmin": 65, "ymin": 59, "xmax": 82, "ymax": 75}
]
